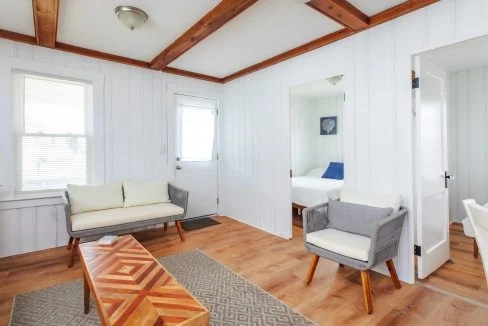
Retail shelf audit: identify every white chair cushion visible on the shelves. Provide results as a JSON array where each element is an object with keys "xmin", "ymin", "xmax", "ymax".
[
  {"xmin": 306, "ymin": 228, "xmax": 371, "ymax": 261},
  {"xmin": 71, "ymin": 203, "xmax": 184, "ymax": 231},
  {"xmin": 67, "ymin": 183, "xmax": 123, "ymax": 215},
  {"xmin": 340, "ymin": 189, "xmax": 402, "ymax": 213},
  {"xmin": 123, "ymin": 180, "xmax": 170, "ymax": 207}
]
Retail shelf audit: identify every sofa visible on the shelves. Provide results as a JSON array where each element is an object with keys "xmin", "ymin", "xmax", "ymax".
[{"xmin": 63, "ymin": 180, "xmax": 189, "ymax": 267}]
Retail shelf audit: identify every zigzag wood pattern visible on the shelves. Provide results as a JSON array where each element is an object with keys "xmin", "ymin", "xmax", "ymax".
[{"xmin": 79, "ymin": 235, "xmax": 209, "ymax": 325}]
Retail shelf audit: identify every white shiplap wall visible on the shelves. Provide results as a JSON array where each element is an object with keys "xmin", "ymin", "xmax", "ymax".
[
  {"xmin": 219, "ymin": 0, "xmax": 488, "ymax": 283},
  {"xmin": 316, "ymin": 94, "xmax": 344, "ymax": 169},
  {"xmin": 291, "ymin": 97, "xmax": 317, "ymax": 176},
  {"xmin": 0, "ymin": 39, "xmax": 223, "ymax": 258},
  {"xmin": 448, "ymin": 67, "xmax": 488, "ymax": 221},
  {"xmin": 291, "ymin": 94, "xmax": 344, "ymax": 176}
]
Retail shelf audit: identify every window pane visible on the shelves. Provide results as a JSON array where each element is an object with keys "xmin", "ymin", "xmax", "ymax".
[
  {"xmin": 20, "ymin": 136, "xmax": 87, "ymax": 191},
  {"xmin": 180, "ymin": 107, "xmax": 216, "ymax": 161},
  {"xmin": 24, "ymin": 77, "xmax": 85, "ymax": 134}
]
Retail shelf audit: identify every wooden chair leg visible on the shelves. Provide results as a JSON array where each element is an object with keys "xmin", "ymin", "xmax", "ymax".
[
  {"xmin": 164, "ymin": 222, "xmax": 168, "ymax": 232},
  {"xmin": 474, "ymin": 238, "xmax": 479, "ymax": 258},
  {"xmin": 360, "ymin": 270, "xmax": 373, "ymax": 314},
  {"xmin": 175, "ymin": 221, "xmax": 185, "ymax": 242},
  {"xmin": 386, "ymin": 259, "xmax": 401, "ymax": 289},
  {"xmin": 68, "ymin": 238, "xmax": 80, "ymax": 268},
  {"xmin": 305, "ymin": 254, "xmax": 320, "ymax": 285},
  {"xmin": 66, "ymin": 237, "xmax": 74, "ymax": 250}
]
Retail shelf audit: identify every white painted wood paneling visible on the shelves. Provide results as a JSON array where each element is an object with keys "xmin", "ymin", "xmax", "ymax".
[
  {"xmin": 291, "ymin": 97, "xmax": 317, "ymax": 176},
  {"xmin": 291, "ymin": 94, "xmax": 344, "ymax": 176},
  {"xmin": 448, "ymin": 67, "xmax": 488, "ymax": 221},
  {"xmin": 0, "ymin": 39, "xmax": 222, "ymax": 258},
  {"xmin": 316, "ymin": 95, "xmax": 344, "ymax": 169},
  {"xmin": 220, "ymin": 0, "xmax": 488, "ymax": 283}
]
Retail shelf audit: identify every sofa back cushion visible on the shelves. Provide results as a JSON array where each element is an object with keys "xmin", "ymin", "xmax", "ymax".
[
  {"xmin": 67, "ymin": 183, "xmax": 123, "ymax": 214},
  {"xmin": 340, "ymin": 189, "xmax": 402, "ymax": 213},
  {"xmin": 123, "ymin": 180, "xmax": 170, "ymax": 207},
  {"xmin": 327, "ymin": 200, "xmax": 393, "ymax": 237}
]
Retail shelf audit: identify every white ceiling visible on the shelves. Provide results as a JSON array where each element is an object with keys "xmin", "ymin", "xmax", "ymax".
[
  {"xmin": 424, "ymin": 34, "xmax": 488, "ymax": 72},
  {"xmin": 0, "ymin": 0, "xmax": 35, "ymax": 36},
  {"xmin": 57, "ymin": 0, "xmax": 220, "ymax": 61},
  {"xmin": 1, "ymin": 0, "xmax": 413, "ymax": 78},
  {"xmin": 169, "ymin": 0, "xmax": 343, "ymax": 78},
  {"xmin": 348, "ymin": 0, "xmax": 406, "ymax": 16},
  {"xmin": 291, "ymin": 76, "xmax": 345, "ymax": 98}
]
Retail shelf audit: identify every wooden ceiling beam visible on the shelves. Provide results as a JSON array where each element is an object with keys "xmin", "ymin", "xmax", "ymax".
[
  {"xmin": 0, "ymin": 29, "xmax": 37, "ymax": 45},
  {"xmin": 224, "ymin": 0, "xmax": 439, "ymax": 83},
  {"xmin": 150, "ymin": 0, "xmax": 258, "ymax": 70},
  {"xmin": 162, "ymin": 67, "xmax": 224, "ymax": 84},
  {"xmin": 307, "ymin": 0, "xmax": 369, "ymax": 31},
  {"xmin": 32, "ymin": 0, "xmax": 60, "ymax": 48}
]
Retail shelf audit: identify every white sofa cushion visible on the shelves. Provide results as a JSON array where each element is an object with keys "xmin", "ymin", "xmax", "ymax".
[
  {"xmin": 123, "ymin": 180, "xmax": 170, "ymax": 207},
  {"xmin": 67, "ymin": 183, "xmax": 123, "ymax": 215},
  {"xmin": 306, "ymin": 228, "xmax": 371, "ymax": 261},
  {"xmin": 71, "ymin": 203, "xmax": 184, "ymax": 231},
  {"xmin": 340, "ymin": 189, "xmax": 402, "ymax": 213}
]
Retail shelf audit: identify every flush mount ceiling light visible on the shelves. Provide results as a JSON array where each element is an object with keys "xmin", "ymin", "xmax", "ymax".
[
  {"xmin": 327, "ymin": 75, "xmax": 344, "ymax": 86},
  {"xmin": 115, "ymin": 6, "xmax": 148, "ymax": 30}
]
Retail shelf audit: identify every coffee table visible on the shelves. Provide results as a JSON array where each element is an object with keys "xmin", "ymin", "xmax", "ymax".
[{"xmin": 79, "ymin": 235, "xmax": 209, "ymax": 325}]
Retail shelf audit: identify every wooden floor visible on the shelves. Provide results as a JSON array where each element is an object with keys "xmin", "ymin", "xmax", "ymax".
[
  {"xmin": 418, "ymin": 223, "xmax": 488, "ymax": 306},
  {"xmin": 1, "ymin": 217, "xmax": 488, "ymax": 325}
]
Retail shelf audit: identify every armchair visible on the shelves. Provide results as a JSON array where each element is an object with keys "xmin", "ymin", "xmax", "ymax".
[{"xmin": 302, "ymin": 192, "xmax": 407, "ymax": 314}]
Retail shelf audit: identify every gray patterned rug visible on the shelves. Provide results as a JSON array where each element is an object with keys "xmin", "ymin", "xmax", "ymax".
[{"xmin": 10, "ymin": 249, "xmax": 315, "ymax": 326}]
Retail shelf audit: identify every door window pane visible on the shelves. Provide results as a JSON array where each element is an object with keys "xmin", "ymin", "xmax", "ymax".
[{"xmin": 179, "ymin": 107, "xmax": 216, "ymax": 161}]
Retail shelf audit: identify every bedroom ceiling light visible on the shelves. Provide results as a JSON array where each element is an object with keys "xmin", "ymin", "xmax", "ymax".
[
  {"xmin": 327, "ymin": 75, "xmax": 343, "ymax": 86},
  {"xmin": 115, "ymin": 6, "xmax": 148, "ymax": 30}
]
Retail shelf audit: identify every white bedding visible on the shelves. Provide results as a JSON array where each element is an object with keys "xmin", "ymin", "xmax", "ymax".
[{"xmin": 292, "ymin": 176, "xmax": 344, "ymax": 208}]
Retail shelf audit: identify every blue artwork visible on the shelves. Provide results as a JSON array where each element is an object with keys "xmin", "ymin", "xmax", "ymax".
[{"xmin": 320, "ymin": 116, "xmax": 337, "ymax": 135}]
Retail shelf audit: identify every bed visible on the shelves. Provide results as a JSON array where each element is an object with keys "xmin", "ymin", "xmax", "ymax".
[{"xmin": 292, "ymin": 167, "xmax": 344, "ymax": 208}]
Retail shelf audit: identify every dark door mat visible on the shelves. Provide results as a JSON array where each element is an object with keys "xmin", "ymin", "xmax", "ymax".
[{"xmin": 181, "ymin": 217, "xmax": 221, "ymax": 231}]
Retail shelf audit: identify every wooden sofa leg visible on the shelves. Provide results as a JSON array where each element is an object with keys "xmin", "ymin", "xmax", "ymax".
[
  {"xmin": 66, "ymin": 237, "xmax": 74, "ymax": 250},
  {"xmin": 175, "ymin": 221, "xmax": 185, "ymax": 242},
  {"xmin": 68, "ymin": 238, "xmax": 80, "ymax": 268},
  {"xmin": 164, "ymin": 222, "xmax": 168, "ymax": 232},
  {"xmin": 360, "ymin": 270, "xmax": 373, "ymax": 314},
  {"xmin": 474, "ymin": 238, "xmax": 479, "ymax": 258},
  {"xmin": 305, "ymin": 254, "xmax": 319, "ymax": 285},
  {"xmin": 386, "ymin": 259, "xmax": 401, "ymax": 289}
]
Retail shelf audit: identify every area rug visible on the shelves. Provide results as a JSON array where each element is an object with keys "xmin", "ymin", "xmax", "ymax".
[
  {"xmin": 181, "ymin": 217, "xmax": 221, "ymax": 231},
  {"xmin": 10, "ymin": 249, "xmax": 315, "ymax": 326}
]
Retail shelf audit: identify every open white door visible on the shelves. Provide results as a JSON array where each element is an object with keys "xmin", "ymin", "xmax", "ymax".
[
  {"xmin": 174, "ymin": 94, "xmax": 218, "ymax": 219},
  {"xmin": 414, "ymin": 56, "xmax": 450, "ymax": 279}
]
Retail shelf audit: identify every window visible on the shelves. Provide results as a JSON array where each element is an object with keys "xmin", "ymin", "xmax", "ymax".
[
  {"xmin": 175, "ymin": 94, "xmax": 217, "ymax": 162},
  {"xmin": 14, "ymin": 73, "xmax": 92, "ymax": 193}
]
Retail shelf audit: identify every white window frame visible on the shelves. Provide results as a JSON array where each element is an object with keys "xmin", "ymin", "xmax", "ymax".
[{"xmin": 12, "ymin": 71, "xmax": 94, "ymax": 196}]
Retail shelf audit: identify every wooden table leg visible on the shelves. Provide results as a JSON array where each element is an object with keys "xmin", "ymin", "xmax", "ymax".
[
  {"xmin": 84, "ymin": 272, "xmax": 90, "ymax": 314},
  {"xmin": 474, "ymin": 238, "xmax": 479, "ymax": 258}
]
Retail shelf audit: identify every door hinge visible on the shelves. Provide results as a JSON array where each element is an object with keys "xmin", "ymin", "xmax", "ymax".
[
  {"xmin": 217, "ymin": 197, "xmax": 219, "ymax": 205},
  {"xmin": 216, "ymin": 153, "xmax": 219, "ymax": 160},
  {"xmin": 412, "ymin": 77, "xmax": 419, "ymax": 89},
  {"xmin": 414, "ymin": 245, "xmax": 421, "ymax": 256},
  {"xmin": 290, "ymin": 170, "xmax": 293, "ymax": 178}
]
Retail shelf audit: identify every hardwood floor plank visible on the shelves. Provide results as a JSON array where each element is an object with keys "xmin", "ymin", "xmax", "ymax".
[{"xmin": 0, "ymin": 216, "xmax": 487, "ymax": 325}]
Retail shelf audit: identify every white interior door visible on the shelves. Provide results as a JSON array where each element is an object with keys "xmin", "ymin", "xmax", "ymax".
[
  {"xmin": 414, "ymin": 56, "xmax": 450, "ymax": 279},
  {"xmin": 174, "ymin": 94, "xmax": 218, "ymax": 219}
]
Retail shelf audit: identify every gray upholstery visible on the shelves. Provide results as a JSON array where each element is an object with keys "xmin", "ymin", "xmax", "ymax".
[
  {"xmin": 303, "ymin": 202, "xmax": 407, "ymax": 271},
  {"xmin": 63, "ymin": 183, "xmax": 189, "ymax": 239},
  {"xmin": 327, "ymin": 200, "xmax": 393, "ymax": 237}
]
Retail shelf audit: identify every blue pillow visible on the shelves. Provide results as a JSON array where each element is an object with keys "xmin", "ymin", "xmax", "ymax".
[{"xmin": 322, "ymin": 162, "xmax": 344, "ymax": 180}]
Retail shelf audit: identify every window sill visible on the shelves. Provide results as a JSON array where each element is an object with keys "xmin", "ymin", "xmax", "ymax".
[{"xmin": 0, "ymin": 191, "xmax": 65, "ymax": 210}]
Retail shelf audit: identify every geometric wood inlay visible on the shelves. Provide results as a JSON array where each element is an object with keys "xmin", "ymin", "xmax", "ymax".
[{"xmin": 79, "ymin": 235, "xmax": 209, "ymax": 326}]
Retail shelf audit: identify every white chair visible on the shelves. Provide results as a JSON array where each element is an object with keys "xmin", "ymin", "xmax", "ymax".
[{"xmin": 462, "ymin": 199, "xmax": 488, "ymax": 286}]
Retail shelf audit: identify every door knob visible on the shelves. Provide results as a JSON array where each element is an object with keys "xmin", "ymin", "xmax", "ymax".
[
  {"xmin": 444, "ymin": 171, "xmax": 454, "ymax": 188},
  {"xmin": 176, "ymin": 166, "xmax": 182, "ymax": 170}
]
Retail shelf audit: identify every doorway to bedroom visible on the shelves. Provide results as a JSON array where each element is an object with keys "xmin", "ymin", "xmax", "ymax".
[{"xmin": 289, "ymin": 75, "xmax": 345, "ymax": 228}]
